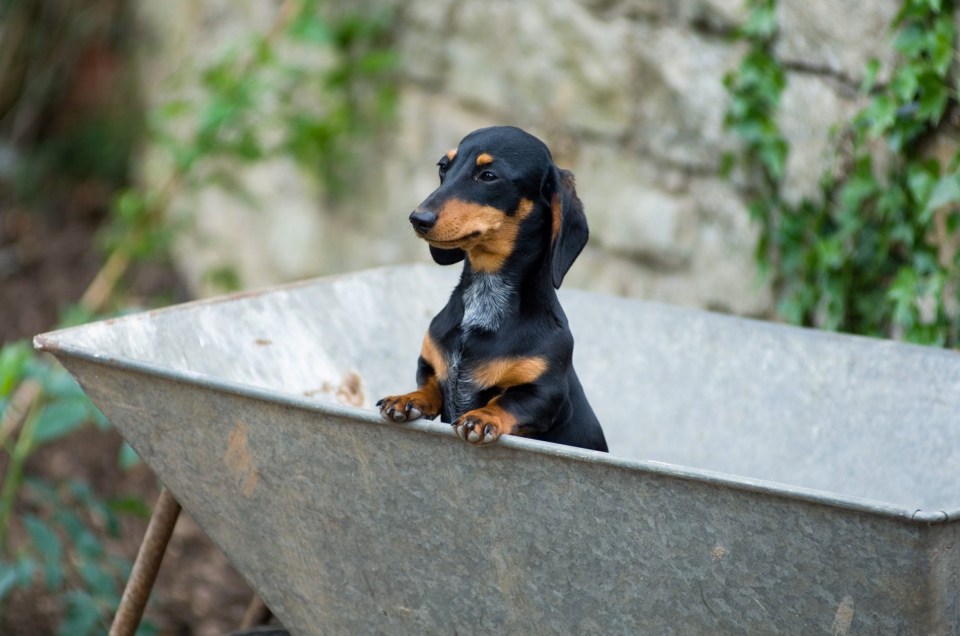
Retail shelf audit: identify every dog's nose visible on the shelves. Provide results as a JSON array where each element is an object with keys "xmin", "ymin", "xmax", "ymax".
[{"xmin": 409, "ymin": 210, "xmax": 437, "ymax": 234}]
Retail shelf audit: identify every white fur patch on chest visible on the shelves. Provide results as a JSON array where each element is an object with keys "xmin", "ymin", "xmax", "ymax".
[
  {"xmin": 440, "ymin": 272, "xmax": 513, "ymax": 420},
  {"xmin": 461, "ymin": 272, "xmax": 512, "ymax": 332}
]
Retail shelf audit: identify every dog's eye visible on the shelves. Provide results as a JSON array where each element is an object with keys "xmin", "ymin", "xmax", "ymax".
[
  {"xmin": 477, "ymin": 170, "xmax": 497, "ymax": 183},
  {"xmin": 437, "ymin": 162, "xmax": 448, "ymax": 180}
]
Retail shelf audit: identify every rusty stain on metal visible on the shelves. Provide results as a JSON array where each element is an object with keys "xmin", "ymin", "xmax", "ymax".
[
  {"xmin": 711, "ymin": 544, "xmax": 726, "ymax": 561},
  {"xmin": 831, "ymin": 595, "xmax": 855, "ymax": 635},
  {"xmin": 225, "ymin": 421, "xmax": 259, "ymax": 497},
  {"xmin": 303, "ymin": 371, "xmax": 365, "ymax": 407},
  {"xmin": 334, "ymin": 371, "xmax": 364, "ymax": 407},
  {"xmin": 32, "ymin": 333, "xmax": 61, "ymax": 353}
]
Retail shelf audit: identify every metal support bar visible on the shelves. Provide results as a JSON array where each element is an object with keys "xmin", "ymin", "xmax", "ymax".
[
  {"xmin": 240, "ymin": 594, "xmax": 272, "ymax": 629},
  {"xmin": 110, "ymin": 487, "xmax": 182, "ymax": 636}
]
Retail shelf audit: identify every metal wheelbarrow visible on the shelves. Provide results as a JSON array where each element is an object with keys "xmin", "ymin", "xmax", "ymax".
[{"xmin": 35, "ymin": 264, "xmax": 960, "ymax": 634}]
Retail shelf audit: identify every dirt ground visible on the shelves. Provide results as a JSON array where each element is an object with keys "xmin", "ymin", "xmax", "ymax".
[{"xmin": 1, "ymin": 206, "xmax": 258, "ymax": 635}]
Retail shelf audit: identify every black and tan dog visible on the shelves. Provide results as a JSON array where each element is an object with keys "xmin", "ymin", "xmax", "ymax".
[{"xmin": 377, "ymin": 126, "xmax": 607, "ymax": 452}]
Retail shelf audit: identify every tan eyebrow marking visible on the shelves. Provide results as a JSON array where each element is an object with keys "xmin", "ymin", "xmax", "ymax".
[
  {"xmin": 476, "ymin": 153, "xmax": 494, "ymax": 166},
  {"xmin": 446, "ymin": 149, "xmax": 457, "ymax": 161}
]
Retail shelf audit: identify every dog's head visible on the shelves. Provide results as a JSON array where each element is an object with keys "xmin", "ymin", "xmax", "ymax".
[{"xmin": 409, "ymin": 126, "xmax": 588, "ymax": 288}]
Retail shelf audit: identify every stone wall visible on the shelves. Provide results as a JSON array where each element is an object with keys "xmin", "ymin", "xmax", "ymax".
[{"xmin": 136, "ymin": 0, "xmax": 909, "ymax": 316}]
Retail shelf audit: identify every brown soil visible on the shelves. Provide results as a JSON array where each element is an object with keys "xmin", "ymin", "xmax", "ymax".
[{"xmin": 0, "ymin": 207, "xmax": 258, "ymax": 635}]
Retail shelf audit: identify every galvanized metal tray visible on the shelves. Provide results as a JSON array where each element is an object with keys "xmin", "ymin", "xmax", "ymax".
[{"xmin": 35, "ymin": 265, "xmax": 960, "ymax": 634}]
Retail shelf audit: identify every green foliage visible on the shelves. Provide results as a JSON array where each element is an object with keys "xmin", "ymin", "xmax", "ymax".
[
  {"xmin": 104, "ymin": 1, "xmax": 399, "ymax": 285},
  {"xmin": 1, "ymin": 478, "xmax": 154, "ymax": 636},
  {"xmin": 0, "ymin": 342, "xmax": 152, "ymax": 633},
  {"xmin": 722, "ymin": 0, "xmax": 788, "ymax": 279},
  {"xmin": 1, "ymin": 0, "xmax": 144, "ymax": 208},
  {"xmin": 725, "ymin": 0, "xmax": 960, "ymax": 346},
  {"xmin": 1, "ymin": 2, "xmax": 399, "ymax": 631}
]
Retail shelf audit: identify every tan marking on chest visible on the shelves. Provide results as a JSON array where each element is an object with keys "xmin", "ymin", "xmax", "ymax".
[{"xmin": 469, "ymin": 356, "xmax": 548, "ymax": 390}]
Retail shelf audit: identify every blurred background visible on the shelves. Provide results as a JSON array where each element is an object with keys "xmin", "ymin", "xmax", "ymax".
[{"xmin": 1, "ymin": 0, "xmax": 957, "ymax": 633}]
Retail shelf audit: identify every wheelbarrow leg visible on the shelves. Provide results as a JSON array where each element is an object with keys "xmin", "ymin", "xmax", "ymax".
[
  {"xmin": 110, "ymin": 487, "xmax": 182, "ymax": 636},
  {"xmin": 240, "ymin": 593, "xmax": 272, "ymax": 628}
]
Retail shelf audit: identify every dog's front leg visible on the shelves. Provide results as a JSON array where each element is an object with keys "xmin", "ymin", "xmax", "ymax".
[
  {"xmin": 452, "ymin": 381, "xmax": 558, "ymax": 445},
  {"xmin": 377, "ymin": 334, "xmax": 445, "ymax": 423},
  {"xmin": 377, "ymin": 378, "xmax": 442, "ymax": 423}
]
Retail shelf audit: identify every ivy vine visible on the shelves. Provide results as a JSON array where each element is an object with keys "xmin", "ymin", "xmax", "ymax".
[{"xmin": 725, "ymin": 0, "xmax": 960, "ymax": 346}]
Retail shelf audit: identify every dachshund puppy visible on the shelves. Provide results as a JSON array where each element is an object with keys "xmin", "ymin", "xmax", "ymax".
[{"xmin": 377, "ymin": 126, "xmax": 607, "ymax": 452}]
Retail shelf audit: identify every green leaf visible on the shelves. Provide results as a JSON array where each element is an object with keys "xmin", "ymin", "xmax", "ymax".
[
  {"xmin": 118, "ymin": 442, "xmax": 143, "ymax": 471},
  {"xmin": 288, "ymin": 13, "xmax": 333, "ymax": 43},
  {"xmin": 203, "ymin": 265, "xmax": 243, "ymax": 292},
  {"xmin": 760, "ymin": 137, "xmax": 789, "ymax": 181},
  {"xmin": 893, "ymin": 24, "xmax": 927, "ymax": 56},
  {"xmin": 23, "ymin": 514, "xmax": 64, "ymax": 589},
  {"xmin": 67, "ymin": 480, "xmax": 122, "ymax": 537},
  {"xmin": 916, "ymin": 74, "xmax": 949, "ymax": 121},
  {"xmin": 57, "ymin": 304, "xmax": 97, "ymax": 329},
  {"xmin": 54, "ymin": 509, "xmax": 88, "ymax": 544},
  {"xmin": 861, "ymin": 58, "xmax": 881, "ymax": 93},
  {"xmin": 108, "ymin": 495, "xmax": 151, "ymax": 519},
  {"xmin": 719, "ymin": 151, "xmax": 736, "ymax": 178},
  {"xmin": 197, "ymin": 98, "xmax": 239, "ymax": 140},
  {"xmin": 891, "ymin": 64, "xmax": 919, "ymax": 101},
  {"xmin": 930, "ymin": 20, "xmax": 955, "ymax": 75},
  {"xmin": 0, "ymin": 557, "xmax": 36, "ymax": 601},
  {"xmin": 32, "ymin": 364, "xmax": 84, "ymax": 399},
  {"xmin": 356, "ymin": 50, "xmax": 398, "ymax": 75},
  {"xmin": 32, "ymin": 398, "xmax": 92, "ymax": 444},
  {"xmin": 876, "ymin": 184, "xmax": 907, "ymax": 221},
  {"xmin": 89, "ymin": 403, "xmax": 109, "ymax": 429},
  {"xmin": 253, "ymin": 37, "xmax": 275, "ymax": 65},
  {"xmin": 113, "ymin": 189, "xmax": 148, "ymax": 223},
  {"xmin": 925, "ymin": 173, "xmax": 960, "ymax": 213},
  {"xmin": 863, "ymin": 95, "xmax": 897, "ymax": 137},
  {"xmin": 73, "ymin": 527, "xmax": 105, "ymax": 561},
  {"xmin": 907, "ymin": 161, "xmax": 939, "ymax": 208},
  {"xmin": 814, "ymin": 236, "xmax": 844, "ymax": 271},
  {"xmin": 58, "ymin": 590, "xmax": 103, "ymax": 636},
  {"xmin": 136, "ymin": 620, "xmax": 160, "ymax": 636},
  {"xmin": 741, "ymin": 2, "xmax": 777, "ymax": 39},
  {"xmin": 0, "ymin": 341, "xmax": 32, "ymax": 397},
  {"xmin": 913, "ymin": 251, "xmax": 940, "ymax": 274},
  {"xmin": 156, "ymin": 98, "xmax": 192, "ymax": 121},
  {"xmin": 888, "ymin": 267, "xmax": 918, "ymax": 328},
  {"xmin": 23, "ymin": 476, "xmax": 61, "ymax": 505},
  {"xmin": 233, "ymin": 129, "xmax": 264, "ymax": 162},
  {"xmin": 23, "ymin": 515, "xmax": 61, "ymax": 558},
  {"xmin": 78, "ymin": 560, "xmax": 117, "ymax": 599}
]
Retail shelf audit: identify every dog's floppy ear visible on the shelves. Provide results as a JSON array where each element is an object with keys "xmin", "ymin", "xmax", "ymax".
[
  {"xmin": 429, "ymin": 245, "xmax": 465, "ymax": 265},
  {"xmin": 544, "ymin": 166, "xmax": 589, "ymax": 288}
]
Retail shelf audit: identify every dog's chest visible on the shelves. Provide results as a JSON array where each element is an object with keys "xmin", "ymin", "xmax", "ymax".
[
  {"xmin": 460, "ymin": 272, "xmax": 512, "ymax": 332},
  {"xmin": 440, "ymin": 273, "xmax": 512, "ymax": 419}
]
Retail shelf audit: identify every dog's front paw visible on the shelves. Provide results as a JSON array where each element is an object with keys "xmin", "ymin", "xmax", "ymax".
[
  {"xmin": 376, "ymin": 391, "xmax": 440, "ymax": 423},
  {"xmin": 452, "ymin": 407, "xmax": 514, "ymax": 445}
]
